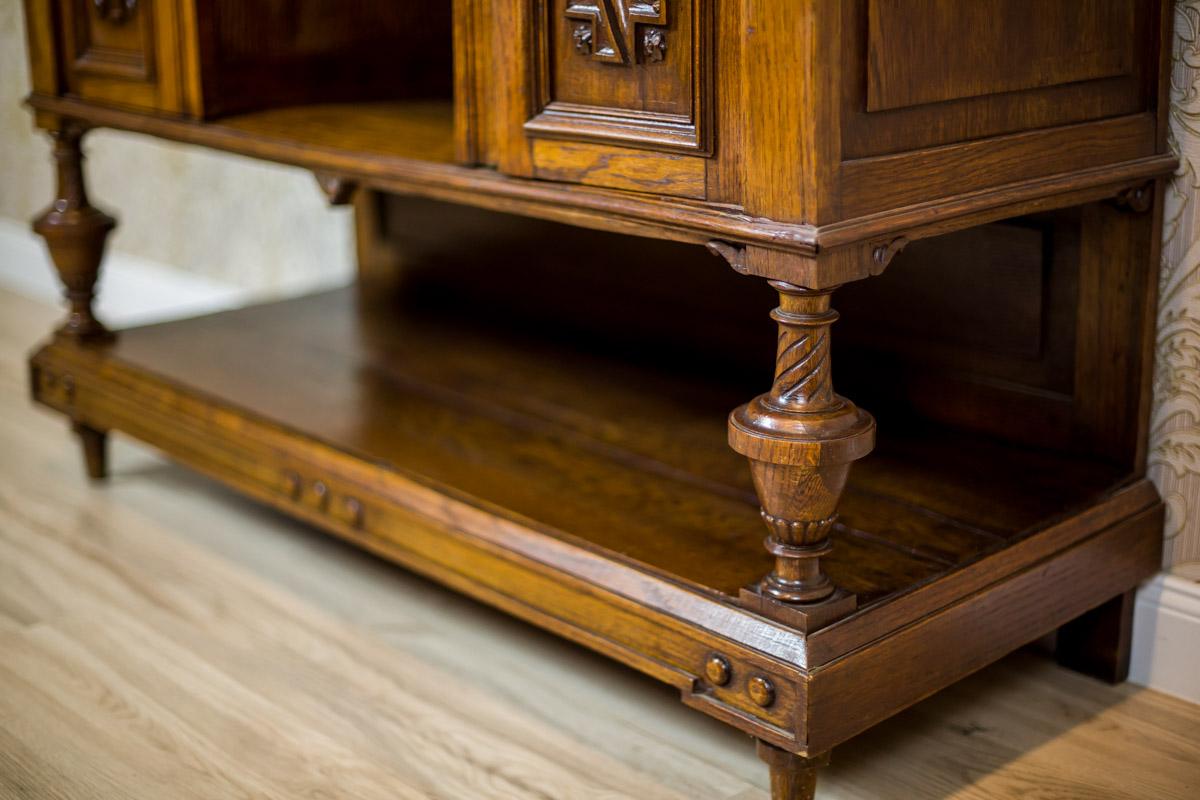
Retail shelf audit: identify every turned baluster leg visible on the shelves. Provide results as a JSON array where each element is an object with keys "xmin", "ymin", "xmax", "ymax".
[
  {"xmin": 758, "ymin": 740, "xmax": 829, "ymax": 800},
  {"xmin": 33, "ymin": 120, "xmax": 116, "ymax": 478},
  {"xmin": 33, "ymin": 120, "xmax": 116, "ymax": 343},
  {"xmin": 731, "ymin": 282, "xmax": 874, "ymax": 629}
]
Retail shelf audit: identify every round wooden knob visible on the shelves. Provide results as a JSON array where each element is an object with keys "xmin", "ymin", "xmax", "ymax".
[
  {"xmin": 748, "ymin": 675, "xmax": 775, "ymax": 707},
  {"xmin": 310, "ymin": 480, "xmax": 329, "ymax": 510},
  {"xmin": 705, "ymin": 655, "xmax": 731, "ymax": 686}
]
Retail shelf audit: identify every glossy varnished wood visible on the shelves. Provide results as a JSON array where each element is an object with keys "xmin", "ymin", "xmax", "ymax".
[
  {"xmin": 23, "ymin": 91, "xmax": 1176, "ymax": 289},
  {"xmin": 1056, "ymin": 590, "xmax": 1137, "ymax": 684},
  {"xmin": 32, "ymin": 284, "xmax": 1133, "ymax": 599},
  {"xmin": 31, "ymin": 120, "xmax": 115, "ymax": 342},
  {"xmin": 17, "ymin": 2, "xmax": 1179, "ymax": 795},
  {"xmin": 4, "ymin": 289, "xmax": 1193, "ymax": 799},
  {"xmin": 216, "ymin": 101, "xmax": 457, "ymax": 164},
  {"xmin": 28, "ymin": 281, "xmax": 1164, "ymax": 754}
]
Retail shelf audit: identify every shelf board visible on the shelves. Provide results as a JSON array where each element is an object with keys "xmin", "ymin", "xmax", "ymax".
[
  {"xmin": 31, "ymin": 283, "xmax": 1162, "ymax": 749},
  {"xmin": 40, "ymin": 285, "xmax": 1126, "ymax": 609},
  {"xmin": 216, "ymin": 101, "xmax": 456, "ymax": 164}
]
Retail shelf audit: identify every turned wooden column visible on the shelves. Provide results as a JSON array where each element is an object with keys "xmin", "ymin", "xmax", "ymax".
[
  {"xmin": 758, "ymin": 740, "xmax": 829, "ymax": 800},
  {"xmin": 33, "ymin": 120, "xmax": 115, "ymax": 479},
  {"xmin": 731, "ymin": 281, "xmax": 874, "ymax": 629},
  {"xmin": 33, "ymin": 120, "xmax": 116, "ymax": 343}
]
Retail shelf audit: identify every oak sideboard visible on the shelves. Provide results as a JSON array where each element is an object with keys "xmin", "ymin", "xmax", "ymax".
[{"xmin": 20, "ymin": 2, "xmax": 1176, "ymax": 798}]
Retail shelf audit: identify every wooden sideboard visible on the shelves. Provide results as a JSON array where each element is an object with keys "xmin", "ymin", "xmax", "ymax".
[{"xmin": 20, "ymin": 2, "xmax": 1176, "ymax": 798}]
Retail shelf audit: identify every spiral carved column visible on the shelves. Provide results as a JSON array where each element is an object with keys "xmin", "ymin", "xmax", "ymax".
[{"xmin": 730, "ymin": 282, "xmax": 874, "ymax": 630}]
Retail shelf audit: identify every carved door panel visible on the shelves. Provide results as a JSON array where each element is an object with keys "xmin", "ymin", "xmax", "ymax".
[
  {"xmin": 518, "ymin": 0, "xmax": 713, "ymax": 198},
  {"xmin": 57, "ymin": 0, "xmax": 189, "ymax": 114}
]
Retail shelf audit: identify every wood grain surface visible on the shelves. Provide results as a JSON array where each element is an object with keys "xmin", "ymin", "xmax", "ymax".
[{"xmin": 3, "ymin": 287, "xmax": 1198, "ymax": 797}]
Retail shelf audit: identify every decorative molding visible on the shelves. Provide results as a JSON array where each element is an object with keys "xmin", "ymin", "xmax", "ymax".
[
  {"xmin": 571, "ymin": 24, "xmax": 593, "ymax": 55},
  {"xmin": 1112, "ymin": 181, "xmax": 1154, "ymax": 213},
  {"xmin": 643, "ymin": 27, "xmax": 668, "ymax": 63},
  {"xmin": 760, "ymin": 510, "xmax": 838, "ymax": 547},
  {"xmin": 70, "ymin": 0, "xmax": 154, "ymax": 82},
  {"xmin": 871, "ymin": 235, "xmax": 909, "ymax": 272},
  {"xmin": 93, "ymin": 0, "xmax": 138, "ymax": 25},
  {"xmin": 527, "ymin": 0, "xmax": 711, "ymax": 154},
  {"xmin": 564, "ymin": 1, "xmax": 667, "ymax": 65},
  {"xmin": 705, "ymin": 240, "xmax": 747, "ymax": 272}
]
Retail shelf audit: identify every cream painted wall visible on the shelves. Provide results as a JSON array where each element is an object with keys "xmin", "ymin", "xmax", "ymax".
[{"xmin": 0, "ymin": 1, "xmax": 354, "ymax": 298}]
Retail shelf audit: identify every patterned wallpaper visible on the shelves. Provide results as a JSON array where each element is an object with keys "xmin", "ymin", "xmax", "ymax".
[{"xmin": 1152, "ymin": 0, "xmax": 1200, "ymax": 580}]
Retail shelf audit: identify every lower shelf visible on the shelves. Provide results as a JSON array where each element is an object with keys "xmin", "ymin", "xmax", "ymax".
[{"xmin": 30, "ymin": 285, "xmax": 1163, "ymax": 754}]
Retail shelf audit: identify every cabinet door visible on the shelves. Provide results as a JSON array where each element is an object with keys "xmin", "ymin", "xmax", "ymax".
[
  {"xmin": 833, "ymin": 0, "xmax": 1161, "ymax": 217},
  {"xmin": 57, "ymin": 0, "xmax": 191, "ymax": 114},
  {"xmin": 497, "ymin": 0, "xmax": 714, "ymax": 199}
]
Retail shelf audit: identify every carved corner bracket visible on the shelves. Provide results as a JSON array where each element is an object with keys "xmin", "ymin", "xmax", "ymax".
[
  {"xmin": 709, "ymin": 239, "xmax": 909, "ymax": 290},
  {"xmin": 1111, "ymin": 181, "xmax": 1155, "ymax": 214},
  {"xmin": 870, "ymin": 236, "xmax": 909, "ymax": 274},
  {"xmin": 314, "ymin": 172, "xmax": 359, "ymax": 206},
  {"xmin": 706, "ymin": 240, "xmax": 748, "ymax": 273}
]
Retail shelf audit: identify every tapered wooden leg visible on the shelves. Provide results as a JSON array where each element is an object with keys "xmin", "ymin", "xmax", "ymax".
[
  {"xmin": 758, "ymin": 740, "xmax": 828, "ymax": 800},
  {"xmin": 731, "ymin": 282, "xmax": 875, "ymax": 631},
  {"xmin": 1056, "ymin": 590, "xmax": 1136, "ymax": 683},
  {"xmin": 34, "ymin": 121, "xmax": 117, "ymax": 480},
  {"xmin": 32, "ymin": 120, "xmax": 116, "ymax": 344},
  {"xmin": 72, "ymin": 422, "xmax": 109, "ymax": 481}
]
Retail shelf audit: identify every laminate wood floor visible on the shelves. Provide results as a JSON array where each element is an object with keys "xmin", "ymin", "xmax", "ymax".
[{"xmin": 1, "ymin": 287, "xmax": 1197, "ymax": 799}]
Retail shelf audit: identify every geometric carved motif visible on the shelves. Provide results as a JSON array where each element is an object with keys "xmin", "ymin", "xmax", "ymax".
[{"xmin": 565, "ymin": 0, "xmax": 668, "ymax": 64}]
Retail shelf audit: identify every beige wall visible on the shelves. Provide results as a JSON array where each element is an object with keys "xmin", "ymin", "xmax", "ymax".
[
  {"xmin": 0, "ymin": 1, "xmax": 354, "ymax": 297},
  {"xmin": 3, "ymin": 3, "xmax": 1200, "ymax": 577}
]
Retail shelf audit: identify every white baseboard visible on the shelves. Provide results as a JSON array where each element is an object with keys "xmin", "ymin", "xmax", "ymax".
[
  {"xmin": 0, "ymin": 217, "xmax": 249, "ymax": 323},
  {"xmin": 1131, "ymin": 573, "xmax": 1200, "ymax": 704}
]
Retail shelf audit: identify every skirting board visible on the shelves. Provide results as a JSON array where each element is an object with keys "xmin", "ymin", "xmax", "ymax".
[
  {"xmin": 2, "ymin": 215, "xmax": 1195, "ymax": 706},
  {"xmin": 1131, "ymin": 573, "xmax": 1200, "ymax": 704}
]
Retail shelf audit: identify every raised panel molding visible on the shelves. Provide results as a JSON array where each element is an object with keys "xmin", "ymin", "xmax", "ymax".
[
  {"xmin": 866, "ymin": 0, "xmax": 1136, "ymax": 113},
  {"xmin": 526, "ymin": 0, "xmax": 711, "ymax": 154},
  {"xmin": 66, "ymin": 0, "xmax": 156, "ymax": 81},
  {"xmin": 565, "ymin": 0, "xmax": 668, "ymax": 65}
]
